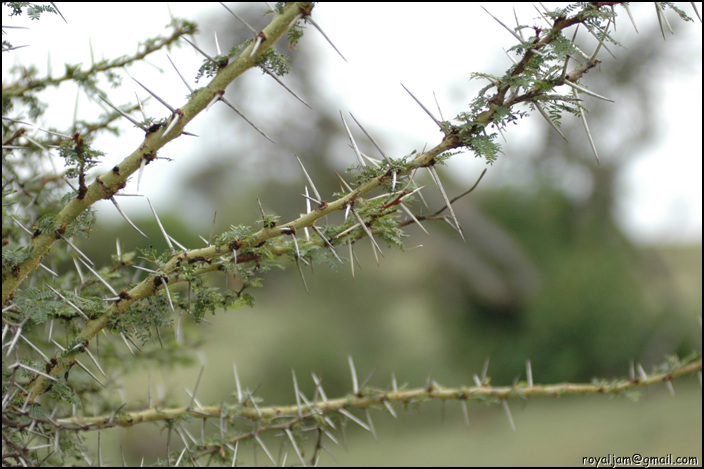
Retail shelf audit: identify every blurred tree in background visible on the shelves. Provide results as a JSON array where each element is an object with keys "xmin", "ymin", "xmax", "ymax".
[{"xmin": 3, "ymin": 2, "xmax": 701, "ymax": 466}]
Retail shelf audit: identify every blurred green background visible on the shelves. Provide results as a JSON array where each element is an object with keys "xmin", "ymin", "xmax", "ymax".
[{"xmin": 75, "ymin": 5, "xmax": 701, "ymax": 466}]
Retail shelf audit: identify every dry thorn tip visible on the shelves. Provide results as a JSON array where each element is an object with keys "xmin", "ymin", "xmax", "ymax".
[{"xmin": 307, "ymin": 16, "xmax": 348, "ymax": 63}]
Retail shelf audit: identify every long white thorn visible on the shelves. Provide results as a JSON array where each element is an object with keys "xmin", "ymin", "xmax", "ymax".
[
  {"xmin": 398, "ymin": 203, "xmax": 430, "ymax": 237},
  {"xmin": 188, "ymin": 366, "xmax": 205, "ymax": 409},
  {"xmin": 219, "ymin": 96, "xmax": 275, "ymax": 144},
  {"xmin": 254, "ymin": 434, "xmax": 276, "ymax": 466},
  {"xmin": 10, "ymin": 362, "xmax": 57, "ymax": 382},
  {"xmin": 351, "ymin": 207, "xmax": 384, "ymax": 256},
  {"xmin": 136, "ymin": 154, "xmax": 147, "ymax": 192},
  {"xmin": 574, "ymin": 92, "xmax": 600, "ymax": 165},
  {"xmin": 82, "ymin": 345, "xmax": 108, "ymax": 379},
  {"xmin": 481, "ymin": 6, "xmax": 524, "ymax": 43},
  {"xmin": 290, "ymin": 233, "xmax": 309, "ymax": 294},
  {"xmin": 159, "ymin": 118, "xmax": 187, "ymax": 137},
  {"xmin": 292, "ymin": 369, "xmax": 303, "ymax": 416},
  {"xmin": 587, "ymin": 18, "xmax": 615, "ymax": 60},
  {"xmin": 311, "ymin": 225, "xmax": 343, "ymax": 263},
  {"xmin": 338, "ymin": 408, "xmax": 371, "ymax": 432},
  {"xmin": 365, "ymin": 409, "xmax": 378, "ymax": 440},
  {"xmin": 348, "ymin": 240, "xmax": 355, "ymax": 279},
  {"xmin": 307, "ymin": 16, "xmax": 348, "ymax": 63},
  {"xmin": 502, "ymin": 399, "xmax": 516, "ymax": 432},
  {"xmin": 220, "ymin": 2, "xmax": 257, "ymax": 34},
  {"xmin": 433, "ymin": 91, "xmax": 446, "ymax": 121},
  {"xmin": 340, "ymin": 112, "xmax": 365, "ymax": 166},
  {"xmin": 296, "ymin": 155, "xmax": 322, "ymax": 202},
  {"xmin": 56, "ymin": 233, "xmax": 93, "ymax": 266},
  {"xmin": 534, "ymin": 103, "xmax": 568, "ymax": 142},
  {"xmin": 481, "ymin": 357, "xmax": 491, "ymax": 383},
  {"xmin": 214, "ymin": 31, "xmax": 222, "ymax": 56},
  {"xmin": 233, "ymin": 363, "xmax": 243, "ymax": 403},
  {"xmin": 166, "ymin": 52, "xmax": 193, "ymax": 93},
  {"xmin": 562, "ymin": 79, "xmax": 614, "ymax": 103},
  {"xmin": 427, "ymin": 166, "xmax": 464, "ymax": 241},
  {"xmin": 348, "ymin": 355, "xmax": 359, "ymax": 395},
  {"xmin": 78, "ymin": 258, "xmax": 118, "ymax": 296},
  {"xmin": 249, "ymin": 35, "xmax": 264, "ymax": 57},
  {"xmin": 110, "ymin": 198, "xmax": 147, "ymax": 238},
  {"xmin": 349, "ymin": 113, "xmax": 391, "ymax": 163},
  {"xmin": 312, "ymin": 372, "xmax": 329, "ymax": 402},
  {"xmin": 182, "ymin": 36, "xmax": 218, "ymax": 64},
  {"xmin": 261, "ymin": 66, "xmax": 311, "ymax": 108},
  {"xmin": 46, "ymin": 285, "xmax": 90, "ymax": 321},
  {"xmin": 96, "ymin": 95, "xmax": 146, "ymax": 130},
  {"xmin": 50, "ymin": 2, "xmax": 67, "ymax": 23},
  {"xmin": 655, "ymin": 2, "xmax": 674, "ymax": 38},
  {"xmin": 147, "ymin": 197, "xmax": 174, "ymax": 252},
  {"xmin": 285, "ymin": 428, "xmax": 307, "ymax": 466},
  {"xmin": 370, "ymin": 236, "xmax": 380, "ymax": 266},
  {"xmin": 400, "ymin": 83, "xmax": 442, "ymax": 128},
  {"xmin": 461, "ymin": 400, "xmax": 470, "ymax": 427},
  {"xmin": 131, "ymin": 77, "xmax": 175, "ymax": 113},
  {"xmin": 21, "ymin": 335, "xmax": 51, "ymax": 363},
  {"xmin": 383, "ymin": 398, "xmax": 397, "ymax": 418},
  {"xmin": 622, "ymin": 4, "xmax": 639, "ymax": 33}
]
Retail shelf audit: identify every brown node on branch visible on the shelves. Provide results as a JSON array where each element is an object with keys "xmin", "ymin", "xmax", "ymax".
[
  {"xmin": 420, "ymin": 157, "xmax": 438, "ymax": 168},
  {"xmin": 45, "ymin": 357, "xmax": 57, "ymax": 374},
  {"xmin": 299, "ymin": 3, "xmax": 314, "ymax": 17},
  {"xmin": 96, "ymin": 175, "xmax": 126, "ymax": 199},
  {"xmin": 77, "ymin": 172, "xmax": 87, "ymax": 200},
  {"xmin": 118, "ymin": 290, "xmax": 132, "ymax": 301},
  {"xmin": 72, "ymin": 132, "xmax": 84, "ymax": 151},
  {"xmin": 53, "ymin": 225, "xmax": 66, "ymax": 239},
  {"xmin": 187, "ymin": 256, "xmax": 210, "ymax": 265},
  {"xmin": 146, "ymin": 123, "xmax": 162, "ymax": 134},
  {"xmin": 153, "ymin": 276, "xmax": 168, "ymax": 288}
]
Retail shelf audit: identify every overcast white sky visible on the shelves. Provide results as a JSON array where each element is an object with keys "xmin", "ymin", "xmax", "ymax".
[{"xmin": 3, "ymin": 3, "xmax": 702, "ymax": 245}]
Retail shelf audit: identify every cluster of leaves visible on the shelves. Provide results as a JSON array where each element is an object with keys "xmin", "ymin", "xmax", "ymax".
[
  {"xmin": 4, "ymin": 2, "xmax": 56, "ymax": 21},
  {"xmin": 450, "ymin": 5, "xmax": 622, "ymax": 163},
  {"xmin": 256, "ymin": 48, "xmax": 291, "ymax": 76},
  {"xmin": 195, "ymin": 51, "xmax": 231, "ymax": 82},
  {"xmin": 58, "ymin": 134, "xmax": 104, "ymax": 178}
]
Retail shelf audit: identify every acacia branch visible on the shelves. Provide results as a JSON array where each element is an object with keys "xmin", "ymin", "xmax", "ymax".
[{"xmin": 50, "ymin": 358, "xmax": 701, "ymax": 431}]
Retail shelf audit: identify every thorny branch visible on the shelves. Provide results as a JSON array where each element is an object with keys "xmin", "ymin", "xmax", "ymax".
[
  {"xmin": 4, "ymin": 356, "xmax": 697, "ymax": 465},
  {"xmin": 51, "ymin": 358, "xmax": 702, "ymax": 431}
]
